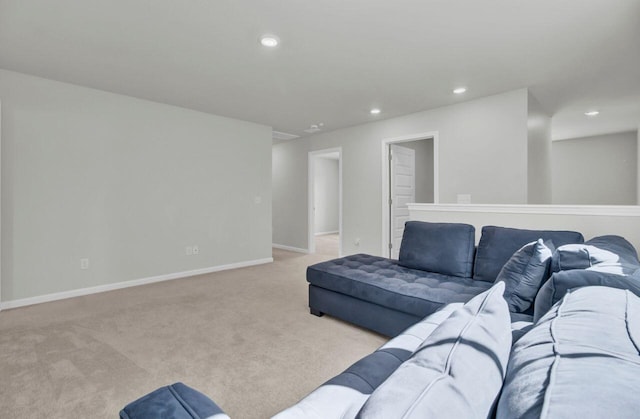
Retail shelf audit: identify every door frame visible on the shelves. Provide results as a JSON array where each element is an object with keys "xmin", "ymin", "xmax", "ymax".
[
  {"xmin": 0, "ymin": 101, "xmax": 3, "ymax": 311},
  {"xmin": 381, "ymin": 132, "xmax": 439, "ymax": 257},
  {"xmin": 308, "ymin": 147, "xmax": 343, "ymax": 256},
  {"xmin": 0, "ymin": 100, "xmax": 3, "ymax": 311}
]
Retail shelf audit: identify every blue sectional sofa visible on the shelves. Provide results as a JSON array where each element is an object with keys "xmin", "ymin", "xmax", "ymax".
[
  {"xmin": 307, "ymin": 222, "xmax": 584, "ymax": 336},
  {"xmin": 124, "ymin": 223, "xmax": 640, "ymax": 418},
  {"xmin": 275, "ymin": 229, "xmax": 640, "ymax": 419}
]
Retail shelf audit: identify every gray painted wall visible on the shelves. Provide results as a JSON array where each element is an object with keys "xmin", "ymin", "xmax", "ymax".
[
  {"xmin": 272, "ymin": 89, "xmax": 529, "ymax": 255},
  {"xmin": 314, "ymin": 157, "xmax": 339, "ymax": 234},
  {"xmin": 527, "ymin": 93, "xmax": 552, "ymax": 203},
  {"xmin": 0, "ymin": 69, "xmax": 273, "ymax": 302},
  {"xmin": 552, "ymin": 131, "xmax": 638, "ymax": 205},
  {"xmin": 400, "ymin": 139, "xmax": 434, "ymax": 203}
]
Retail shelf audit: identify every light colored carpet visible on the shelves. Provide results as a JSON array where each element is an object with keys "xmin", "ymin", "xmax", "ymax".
[
  {"xmin": 315, "ymin": 233, "xmax": 339, "ymax": 257},
  {"xmin": 0, "ymin": 243, "xmax": 385, "ymax": 418}
]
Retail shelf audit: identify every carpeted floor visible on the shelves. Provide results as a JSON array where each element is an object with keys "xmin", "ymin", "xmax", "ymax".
[
  {"xmin": 0, "ymin": 236, "xmax": 385, "ymax": 418},
  {"xmin": 315, "ymin": 232, "xmax": 339, "ymax": 257}
]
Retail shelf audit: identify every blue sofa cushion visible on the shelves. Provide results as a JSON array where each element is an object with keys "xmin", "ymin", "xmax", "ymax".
[
  {"xmin": 497, "ymin": 286, "xmax": 640, "ymax": 419},
  {"xmin": 533, "ymin": 269, "xmax": 640, "ymax": 321},
  {"xmin": 473, "ymin": 226, "xmax": 584, "ymax": 282},
  {"xmin": 307, "ymin": 254, "xmax": 492, "ymax": 318},
  {"xmin": 120, "ymin": 382, "xmax": 228, "ymax": 419},
  {"xmin": 356, "ymin": 283, "xmax": 512, "ymax": 419},
  {"xmin": 495, "ymin": 239, "xmax": 555, "ymax": 313},
  {"xmin": 551, "ymin": 235, "xmax": 640, "ymax": 275},
  {"xmin": 398, "ymin": 221, "xmax": 475, "ymax": 277}
]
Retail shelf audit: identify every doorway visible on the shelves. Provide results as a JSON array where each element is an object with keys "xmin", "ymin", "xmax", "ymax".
[
  {"xmin": 308, "ymin": 148, "xmax": 342, "ymax": 256},
  {"xmin": 382, "ymin": 133, "xmax": 438, "ymax": 258}
]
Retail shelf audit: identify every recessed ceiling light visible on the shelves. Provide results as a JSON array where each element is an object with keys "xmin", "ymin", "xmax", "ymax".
[
  {"xmin": 370, "ymin": 108, "xmax": 381, "ymax": 115},
  {"xmin": 260, "ymin": 35, "xmax": 279, "ymax": 47},
  {"xmin": 584, "ymin": 110, "xmax": 600, "ymax": 117},
  {"xmin": 453, "ymin": 87, "xmax": 467, "ymax": 94}
]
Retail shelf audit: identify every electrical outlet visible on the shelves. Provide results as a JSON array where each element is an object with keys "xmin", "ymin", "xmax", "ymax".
[
  {"xmin": 457, "ymin": 194, "xmax": 472, "ymax": 204},
  {"xmin": 354, "ymin": 238, "xmax": 361, "ymax": 246},
  {"xmin": 185, "ymin": 246, "xmax": 193, "ymax": 256},
  {"xmin": 80, "ymin": 258, "xmax": 89, "ymax": 270},
  {"xmin": 192, "ymin": 245, "xmax": 199, "ymax": 255},
  {"xmin": 254, "ymin": 196, "xmax": 262, "ymax": 204}
]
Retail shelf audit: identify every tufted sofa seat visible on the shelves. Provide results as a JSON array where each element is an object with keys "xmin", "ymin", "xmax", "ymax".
[{"xmin": 308, "ymin": 254, "xmax": 491, "ymax": 320}]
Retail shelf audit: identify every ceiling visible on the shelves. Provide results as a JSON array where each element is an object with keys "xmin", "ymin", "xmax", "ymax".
[{"xmin": 1, "ymin": 0, "xmax": 639, "ymax": 142}]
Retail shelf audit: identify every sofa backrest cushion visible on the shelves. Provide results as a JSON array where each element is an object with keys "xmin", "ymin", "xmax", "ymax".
[
  {"xmin": 533, "ymin": 269, "xmax": 640, "ymax": 322},
  {"xmin": 551, "ymin": 235, "xmax": 640, "ymax": 275},
  {"xmin": 398, "ymin": 221, "xmax": 475, "ymax": 277},
  {"xmin": 355, "ymin": 282, "xmax": 512, "ymax": 419},
  {"xmin": 473, "ymin": 226, "xmax": 584, "ymax": 282},
  {"xmin": 495, "ymin": 239, "xmax": 555, "ymax": 313},
  {"xmin": 497, "ymin": 286, "xmax": 640, "ymax": 419}
]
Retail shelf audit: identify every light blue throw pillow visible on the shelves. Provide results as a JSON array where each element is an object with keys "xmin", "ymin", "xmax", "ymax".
[
  {"xmin": 550, "ymin": 235, "xmax": 640, "ymax": 275},
  {"xmin": 533, "ymin": 269, "xmax": 640, "ymax": 322},
  {"xmin": 356, "ymin": 282, "xmax": 512, "ymax": 419},
  {"xmin": 495, "ymin": 239, "xmax": 554, "ymax": 313}
]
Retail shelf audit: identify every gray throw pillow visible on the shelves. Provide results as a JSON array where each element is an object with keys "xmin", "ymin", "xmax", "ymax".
[
  {"xmin": 495, "ymin": 239, "xmax": 554, "ymax": 313},
  {"xmin": 356, "ymin": 282, "xmax": 512, "ymax": 419},
  {"xmin": 550, "ymin": 235, "xmax": 639, "ymax": 275},
  {"xmin": 533, "ymin": 269, "xmax": 640, "ymax": 322}
]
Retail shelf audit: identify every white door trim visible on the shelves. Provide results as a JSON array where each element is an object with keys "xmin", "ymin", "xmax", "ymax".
[
  {"xmin": 381, "ymin": 132, "xmax": 439, "ymax": 257},
  {"xmin": 0, "ymin": 100, "xmax": 3, "ymax": 311},
  {"xmin": 308, "ymin": 148, "xmax": 343, "ymax": 256}
]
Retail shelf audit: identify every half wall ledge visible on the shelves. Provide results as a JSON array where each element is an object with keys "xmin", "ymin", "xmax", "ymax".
[{"xmin": 407, "ymin": 204, "xmax": 640, "ymax": 252}]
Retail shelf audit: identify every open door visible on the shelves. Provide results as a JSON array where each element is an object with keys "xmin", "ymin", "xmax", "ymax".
[
  {"xmin": 308, "ymin": 148, "xmax": 343, "ymax": 256},
  {"xmin": 381, "ymin": 131, "xmax": 438, "ymax": 259},
  {"xmin": 389, "ymin": 144, "xmax": 415, "ymax": 259}
]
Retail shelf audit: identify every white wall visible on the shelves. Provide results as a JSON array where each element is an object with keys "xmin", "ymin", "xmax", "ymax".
[
  {"xmin": 314, "ymin": 157, "xmax": 339, "ymax": 234},
  {"xmin": 272, "ymin": 143, "xmax": 306, "ymax": 249},
  {"xmin": 272, "ymin": 89, "xmax": 529, "ymax": 255},
  {"xmin": 0, "ymin": 69, "xmax": 272, "ymax": 303},
  {"xmin": 527, "ymin": 93, "xmax": 552, "ymax": 203},
  {"xmin": 399, "ymin": 139, "xmax": 434, "ymax": 203},
  {"xmin": 552, "ymin": 131, "xmax": 638, "ymax": 205}
]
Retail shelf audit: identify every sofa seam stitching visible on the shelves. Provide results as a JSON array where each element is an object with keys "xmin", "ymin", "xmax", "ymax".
[
  {"xmin": 539, "ymin": 290, "xmax": 568, "ymax": 419},
  {"xmin": 625, "ymin": 291, "xmax": 640, "ymax": 356},
  {"xmin": 167, "ymin": 385, "xmax": 200, "ymax": 419},
  {"xmin": 335, "ymin": 371, "xmax": 375, "ymax": 393}
]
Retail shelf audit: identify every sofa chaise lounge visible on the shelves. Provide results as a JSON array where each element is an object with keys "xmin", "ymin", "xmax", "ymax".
[{"xmin": 307, "ymin": 221, "xmax": 584, "ymax": 336}]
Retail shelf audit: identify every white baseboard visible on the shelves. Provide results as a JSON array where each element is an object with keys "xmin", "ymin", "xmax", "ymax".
[
  {"xmin": 314, "ymin": 230, "xmax": 339, "ymax": 236},
  {"xmin": 272, "ymin": 243, "xmax": 309, "ymax": 254},
  {"xmin": 0, "ymin": 257, "xmax": 273, "ymax": 311}
]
